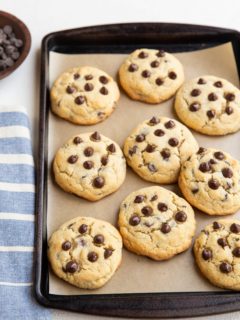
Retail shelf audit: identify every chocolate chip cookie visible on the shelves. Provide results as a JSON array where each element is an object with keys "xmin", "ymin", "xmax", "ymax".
[
  {"xmin": 48, "ymin": 216, "xmax": 122, "ymax": 289},
  {"xmin": 123, "ymin": 116, "xmax": 198, "ymax": 184},
  {"xmin": 118, "ymin": 186, "xmax": 196, "ymax": 260},
  {"xmin": 53, "ymin": 132, "xmax": 126, "ymax": 201},
  {"xmin": 179, "ymin": 147, "xmax": 240, "ymax": 215},
  {"xmin": 175, "ymin": 75, "xmax": 240, "ymax": 135},
  {"xmin": 119, "ymin": 48, "xmax": 184, "ymax": 103},
  {"xmin": 51, "ymin": 66, "xmax": 120, "ymax": 125},
  {"xmin": 194, "ymin": 219, "xmax": 240, "ymax": 290}
]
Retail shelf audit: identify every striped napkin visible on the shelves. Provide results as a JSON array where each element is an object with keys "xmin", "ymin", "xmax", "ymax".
[{"xmin": 0, "ymin": 106, "xmax": 50, "ymax": 319}]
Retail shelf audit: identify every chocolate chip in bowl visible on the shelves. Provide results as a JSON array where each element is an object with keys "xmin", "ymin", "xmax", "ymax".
[{"xmin": 0, "ymin": 11, "xmax": 31, "ymax": 80}]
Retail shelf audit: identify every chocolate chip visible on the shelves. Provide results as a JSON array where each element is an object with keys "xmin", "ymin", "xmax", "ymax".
[
  {"xmin": 97, "ymin": 111, "xmax": 105, "ymax": 118},
  {"xmin": 75, "ymin": 95, "xmax": 85, "ymax": 105},
  {"xmin": 206, "ymin": 110, "xmax": 215, "ymax": 119},
  {"xmin": 79, "ymin": 224, "xmax": 88, "ymax": 234},
  {"xmin": 175, "ymin": 211, "xmax": 187, "ymax": 222},
  {"xmin": 199, "ymin": 162, "xmax": 211, "ymax": 173},
  {"xmin": 83, "ymin": 161, "xmax": 94, "ymax": 169},
  {"xmin": 93, "ymin": 176, "xmax": 105, "ymax": 188},
  {"xmin": 93, "ymin": 234, "xmax": 104, "ymax": 245},
  {"xmin": 232, "ymin": 247, "xmax": 240, "ymax": 257},
  {"xmin": 161, "ymin": 148, "xmax": 171, "ymax": 159},
  {"xmin": 156, "ymin": 50, "xmax": 165, "ymax": 57},
  {"xmin": 104, "ymin": 248, "xmax": 113, "ymax": 259},
  {"xmin": 99, "ymin": 75, "xmax": 108, "ymax": 84},
  {"xmin": 84, "ymin": 83, "xmax": 94, "ymax": 91},
  {"xmin": 136, "ymin": 134, "xmax": 145, "ymax": 142},
  {"xmin": 219, "ymin": 262, "xmax": 232, "ymax": 273},
  {"xmin": 73, "ymin": 137, "xmax": 82, "ymax": 145},
  {"xmin": 208, "ymin": 93, "xmax": 218, "ymax": 101},
  {"xmin": 129, "ymin": 215, "xmax": 141, "ymax": 226},
  {"xmin": 138, "ymin": 51, "xmax": 148, "ymax": 58},
  {"xmin": 214, "ymin": 151, "xmax": 225, "ymax": 160},
  {"xmin": 128, "ymin": 63, "xmax": 138, "ymax": 72},
  {"xmin": 107, "ymin": 144, "xmax": 116, "ymax": 153},
  {"xmin": 164, "ymin": 120, "xmax": 175, "ymax": 129},
  {"xmin": 168, "ymin": 138, "xmax": 179, "ymax": 147},
  {"xmin": 197, "ymin": 147, "xmax": 206, "ymax": 154},
  {"xmin": 158, "ymin": 202, "xmax": 168, "ymax": 212},
  {"xmin": 225, "ymin": 106, "xmax": 233, "ymax": 115},
  {"xmin": 151, "ymin": 195, "xmax": 158, "ymax": 201},
  {"xmin": 68, "ymin": 155, "xmax": 78, "ymax": 164},
  {"xmin": 134, "ymin": 195, "xmax": 144, "ymax": 203},
  {"xmin": 208, "ymin": 178, "xmax": 220, "ymax": 190},
  {"xmin": 145, "ymin": 144, "xmax": 156, "ymax": 153},
  {"xmin": 85, "ymin": 74, "xmax": 93, "ymax": 80},
  {"xmin": 129, "ymin": 146, "xmax": 137, "ymax": 156},
  {"xmin": 149, "ymin": 116, "xmax": 160, "ymax": 125},
  {"xmin": 189, "ymin": 102, "xmax": 200, "ymax": 112},
  {"xmin": 100, "ymin": 87, "xmax": 108, "ymax": 95},
  {"xmin": 155, "ymin": 78, "xmax": 164, "ymax": 86},
  {"xmin": 84, "ymin": 147, "xmax": 94, "ymax": 157},
  {"xmin": 101, "ymin": 155, "xmax": 108, "ymax": 166},
  {"xmin": 213, "ymin": 221, "xmax": 222, "ymax": 230},
  {"xmin": 191, "ymin": 89, "xmax": 201, "ymax": 97},
  {"xmin": 151, "ymin": 60, "xmax": 159, "ymax": 68},
  {"xmin": 154, "ymin": 129, "xmax": 165, "ymax": 137},
  {"xmin": 222, "ymin": 168, "xmax": 233, "ymax": 178},
  {"xmin": 142, "ymin": 70, "xmax": 151, "ymax": 78},
  {"xmin": 225, "ymin": 93, "xmax": 235, "ymax": 101},
  {"xmin": 88, "ymin": 252, "xmax": 98, "ymax": 262},
  {"xmin": 74, "ymin": 73, "xmax": 80, "ymax": 80},
  {"xmin": 66, "ymin": 86, "xmax": 75, "ymax": 94},
  {"xmin": 230, "ymin": 223, "xmax": 240, "ymax": 233},
  {"xmin": 192, "ymin": 188, "xmax": 199, "ymax": 194},
  {"xmin": 62, "ymin": 241, "xmax": 71, "ymax": 250},
  {"xmin": 65, "ymin": 261, "xmax": 78, "ymax": 273},
  {"xmin": 91, "ymin": 131, "xmax": 101, "ymax": 141},
  {"xmin": 198, "ymin": 78, "xmax": 206, "ymax": 85},
  {"xmin": 209, "ymin": 159, "xmax": 217, "ymax": 165},
  {"xmin": 141, "ymin": 206, "xmax": 153, "ymax": 216},
  {"xmin": 168, "ymin": 71, "xmax": 177, "ymax": 80},
  {"xmin": 214, "ymin": 81, "xmax": 222, "ymax": 88},
  {"xmin": 148, "ymin": 163, "xmax": 157, "ymax": 172},
  {"xmin": 217, "ymin": 238, "xmax": 228, "ymax": 248},
  {"xmin": 161, "ymin": 223, "xmax": 171, "ymax": 234},
  {"xmin": 202, "ymin": 249, "xmax": 212, "ymax": 260}
]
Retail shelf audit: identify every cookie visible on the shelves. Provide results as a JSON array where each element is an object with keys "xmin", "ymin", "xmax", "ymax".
[
  {"xmin": 51, "ymin": 66, "xmax": 120, "ymax": 125},
  {"xmin": 179, "ymin": 147, "xmax": 240, "ymax": 215},
  {"xmin": 118, "ymin": 186, "xmax": 196, "ymax": 260},
  {"xmin": 194, "ymin": 219, "xmax": 240, "ymax": 290},
  {"xmin": 175, "ymin": 75, "xmax": 240, "ymax": 135},
  {"xmin": 119, "ymin": 48, "xmax": 184, "ymax": 104},
  {"xmin": 123, "ymin": 116, "xmax": 198, "ymax": 184},
  {"xmin": 48, "ymin": 216, "xmax": 122, "ymax": 289},
  {"xmin": 53, "ymin": 132, "xmax": 126, "ymax": 201}
]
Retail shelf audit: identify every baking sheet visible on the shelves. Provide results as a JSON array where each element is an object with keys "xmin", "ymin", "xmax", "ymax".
[{"xmin": 48, "ymin": 43, "xmax": 239, "ymax": 295}]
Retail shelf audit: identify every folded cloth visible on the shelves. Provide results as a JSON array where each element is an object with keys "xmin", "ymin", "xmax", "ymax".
[{"xmin": 0, "ymin": 106, "xmax": 51, "ymax": 319}]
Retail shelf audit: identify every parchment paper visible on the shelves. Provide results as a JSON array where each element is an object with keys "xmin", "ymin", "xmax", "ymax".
[{"xmin": 48, "ymin": 43, "xmax": 240, "ymax": 295}]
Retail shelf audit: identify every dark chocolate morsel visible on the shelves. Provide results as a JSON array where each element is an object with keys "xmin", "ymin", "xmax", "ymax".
[
  {"xmin": 101, "ymin": 155, "xmax": 108, "ymax": 166},
  {"xmin": 197, "ymin": 147, "xmax": 206, "ymax": 154},
  {"xmin": 79, "ymin": 224, "xmax": 88, "ymax": 234},
  {"xmin": 198, "ymin": 78, "xmax": 206, "ymax": 85},
  {"xmin": 161, "ymin": 223, "xmax": 171, "ymax": 234},
  {"xmin": 85, "ymin": 74, "xmax": 93, "ymax": 80},
  {"xmin": 225, "ymin": 106, "xmax": 233, "ymax": 115},
  {"xmin": 151, "ymin": 195, "xmax": 158, "ymax": 201},
  {"xmin": 75, "ymin": 95, "xmax": 85, "ymax": 105},
  {"xmin": 107, "ymin": 144, "xmax": 116, "ymax": 153},
  {"xmin": 138, "ymin": 51, "xmax": 148, "ymax": 58},
  {"xmin": 164, "ymin": 120, "xmax": 175, "ymax": 129},
  {"xmin": 214, "ymin": 81, "xmax": 222, "ymax": 88},
  {"xmin": 206, "ymin": 110, "xmax": 215, "ymax": 119},
  {"xmin": 168, "ymin": 138, "xmax": 179, "ymax": 147},
  {"xmin": 129, "ymin": 145, "xmax": 137, "ymax": 156},
  {"xmin": 154, "ymin": 129, "xmax": 165, "ymax": 136},
  {"xmin": 128, "ymin": 63, "xmax": 139, "ymax": 72},
  {"xmin": 230, "ymin": 223, "xmax": 240, "ymax": 234},
  {"xmin": 142, "ymin": 70, "xmax": 151, "ymax": 78},
  {"xmin": 149, "ymin": 116, "xmax": 160, "ymax": 125},
  {"xmin": 225, "ymin": 93, "xmax": 235, "ymax": 101},
  {"xmin": 84, "ymin": 147, "xmax": 94, "ymax": 157},
  {"xmin": 67, "ymin": 155, "xmax": 78, "ymax": 164},
  {"xmin": 158, "ymin": 202, "xmax": 168, "ymax": 212},
  {"xmin": 66, "ymin": 86, "xmax": 75, "ymax": 94},
  {"xmin": 199, "ymin": 162, "xmax": 211, "ymax": 173},
  {"xmin": 175, "ymin": 211, "xmax": 187, "ymax": 222},
  {"xmin": 155, "ymin": 78, "xmax": 164, "ymax": 86},
  {"xmin": 83, "ymin": 161, "xmax": 94, "ymax": 170},
  {"xmin": 104, "ymin": 248, "xmax": 113, "ymax": 259},
  {"xmin": 93, "ymin": 176, "xmax": 105, "ymax": 188},
  {"xmin": 208, "ymin": 178, "xmax": 220, "ymax": 190},
  {"xmin": 213, "ymin": 221, "xmax": 222, "ymax": 230},
  {"xmin": 93, "ymin": 234, "xmax": 104, "ymax": 245},
  {"xmin": 74, "ymin": 73, "xmax": 80, "ymax": 80},
  {"xmin": 91, "ymin": 131, "xmax": 101, "ymax": 141},
  {"xmin": 232, "ymin": 247, "xmax": 240, "ymax": 257},
  {"xmin": 202, "ymin": 249, "xmax": 212, "ymax": 260},
  {"xmin": 134, "ymin": 195, "xmax": 144, "ymax": 203},
  {"xmin": 84, "ymin": 83, "xmax": 94, "ymax": 91},
  {"xmin": 99, "ymin": 75, "xmax": 109, "ymax": 84},
  {"xmin": 129, "ymin": 215, "xmax": 141, "ymax": 226},
  {"xmin": 88, "ymin": 251, "xmax": 98, "ymax": 262},
  {"xmin": 161, "ymin": 148, "xmax": 171, "ymax": 159},
  {"xmin": 148, "ymin": 163, "xmax": 157, "ymax": 172},
  {"xmin": 189, "ymin": 102, "xmax": 200, "ymax": 112},
  {"xmin": 191, "ymin": 89, "xmax": 201, "ymax": 97},
  {"xmin": 222, "ymin": 168, "xmax": 233, "ymax": 178},
  {"xmin": 62, "ymin": 241, "xmax": 71, "ymax": 250},
  {"xmin": 168, "ymin": 71, "xmax": 177, "ymax": 80},
  {"xmin": 151, "ymin": 60, "xmax": 159, "ymax": 68},
  {"xmin": 217, "ymin": 238, "xmax": 228, "ymax": 248},
  {"xmin": 156, "ymin": 50, "xmax": 165, "ymax": 57},
  {"xmin": 219, "ymin": 262, "xmax": 232, "ymax": 273},
  {"xmin": 73, "ymin": 136, "xmax": 82, "ymax": 144},
  {"xmin": 65, "ymin": 261, "xmax": 78, "ymax": 273},
  {"xmin": 100, "ymin": 87, "xmax": 108, "ymax": 95},
  {"xmin": 136, "ymin": 134, "xmax": 145, "ymax": 142},
  {"xmin": 141, "ymin": 206, "xmax": 153, "ymax": 216},
  {"xmin": 145, "ymin": 144, "xmax": 156, "ymax": 153},
  {"xmin": 208, "ymin": 93, "xmax": 218, "ymax": 101},
  {"xmin": 214, "ymin": 151, "xmax": 225, "ymax": 160}
]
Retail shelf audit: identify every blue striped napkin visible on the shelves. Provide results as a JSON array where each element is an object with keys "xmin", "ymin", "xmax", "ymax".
[{"xmin": 0, "ymin": 106, "xmax": 51, "ymax": 319}]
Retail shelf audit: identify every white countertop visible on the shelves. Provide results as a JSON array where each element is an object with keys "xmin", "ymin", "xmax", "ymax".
[{"xmin": 1, "ymin": 0, "xmax": 240, "ymax": 319}]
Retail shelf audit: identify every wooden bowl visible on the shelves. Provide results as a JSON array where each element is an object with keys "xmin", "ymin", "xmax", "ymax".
[{"xmin": 0, "ymin": 11, "xmax": 31, "ymax": 80}]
